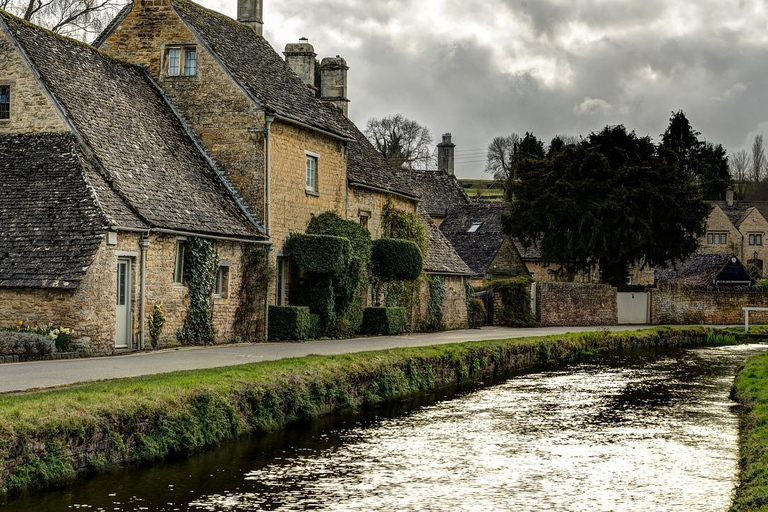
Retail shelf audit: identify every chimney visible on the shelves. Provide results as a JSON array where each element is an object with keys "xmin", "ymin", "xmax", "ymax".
[
  {"xmin": 320, "ymin": 56, "xmax": 349, "ymax": 117},
  {"xmin": 437, "ymin": 133, "xmax": 456, "ymax": 176},
  {"xmin": 726, "ymin": 186, "xmax": 734, "ymax": 208},
  {"xmin": 237, "ymin": 0, "xmax": 263, "ymax": 35},
  {"xmin": 284, "ymin": 38, "xmax": 317, "ymax": 91}
]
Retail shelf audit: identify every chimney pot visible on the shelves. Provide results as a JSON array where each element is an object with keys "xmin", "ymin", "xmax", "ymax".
[
  {"xmin": 237, "ymin": 0, "xmax": 263, "ymax": 35},
  {"xmin": 320, "ymin": 56, "xmax": 350, "ymax": 117},
  {"xmin": 437, "ymin": 132, "xmax": 456, "ymax": 176},
  {"xmin": 284, "ymin": 38, "xmax": 317, "ymax": 90}
]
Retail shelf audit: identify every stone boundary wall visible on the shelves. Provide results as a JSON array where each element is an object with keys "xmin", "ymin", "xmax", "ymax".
[
  {"xmin": 536, "ymin": 282, "xmax": 618, "ymax": 326},
  {"xmin": 652, "ymin": 286, "xmax": 768, "ymax": 325}
]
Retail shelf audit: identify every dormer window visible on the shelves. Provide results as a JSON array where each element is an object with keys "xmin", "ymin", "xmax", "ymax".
[
  {"xmin": 0, "ymin": 86, "xmax": 9, "ymax": 120},
  {"xmin": 165, "ymin": 46, "xmax": 197, "ymax": 76},
  {"xmin": 468, "ymin": 222, "xmax": 482, "ymax": 233}
]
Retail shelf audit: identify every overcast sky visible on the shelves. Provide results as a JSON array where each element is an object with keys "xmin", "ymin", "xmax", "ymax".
[{"xmin": 204, "ymin": 0, "xmax": 768, "ymax": 179}]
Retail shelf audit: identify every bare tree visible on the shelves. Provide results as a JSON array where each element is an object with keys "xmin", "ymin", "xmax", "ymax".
[
  {"xmin": 730, "ymin": 148, "xmax": 751, "ymax": 199},
  {"xmin": 364, "ymin": 114, "xmax": 434, "ymax": 170},
  {"xmin": 752, "ymin": 135, "xmax": 767, "ymax": 184},
  {"xmin": 485, "ymin": 134, "xmax": 520, "ymax": 181},
  {"xmin": 1, "ymin": 0, "xmax": 125, "ymax": 41}
]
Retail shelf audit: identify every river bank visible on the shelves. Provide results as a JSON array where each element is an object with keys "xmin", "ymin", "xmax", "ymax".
[
  {"xmin": 731, "ymin": 353, "xmax": 768, "ymax": 511},
  {"xmin": 0, "ymin": 326, "xmax": 744, "ymax": 498}
]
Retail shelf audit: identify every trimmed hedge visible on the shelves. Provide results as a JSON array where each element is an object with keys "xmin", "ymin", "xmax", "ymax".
[
  {"xmin": 268, "ymin": 306, "xmax": 311, "ymax": 341},
  {"xmin": 371, "ymin": 238, "xmax": 423, "ymax": 281},
  {"xmin": 307, "ymin": 212, "xmax": 372, "ymax": 267},
  {"xmin": 286, "ymin": 234, "xmax": 351, "ymax": 275},
  {"xmin": 362, "ymin": 307, "xmax": 407, "ymax": 335}
]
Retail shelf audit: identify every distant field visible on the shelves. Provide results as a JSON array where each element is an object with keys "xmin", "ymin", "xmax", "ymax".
[{"xmin": 458, "ymin": 179, "xmax": 505, "ymax": 202}]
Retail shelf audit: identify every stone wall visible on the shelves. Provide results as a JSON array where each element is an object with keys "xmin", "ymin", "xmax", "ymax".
[
  {"xmin": 652, "ymin": 286, "xmax": 768, "ymax": 325},
  {"xmin": 487, "ymin": 236, "xmax": 528, "ymax": 280},
  {"xmin": 0, "ymin": 232, "xmax": 262, "ymax": 355},
  {"xmin": 0, "ymin": 25, "xmax": 67, "ymax": 134},
  {"xmin": 535, "ymin": 282, "xmax": 617, "ymax": 326},
  {"xmin": 412, "ymin": 275, "xmax": 468, "ymax": 331},
  {"xmin": 347, "ymin": 187, "xmax": 416, "ymax": 239}
]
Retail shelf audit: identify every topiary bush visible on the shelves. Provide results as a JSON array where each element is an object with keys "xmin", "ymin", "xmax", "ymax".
[
  {"xmin": 286, "ymin": 234, "xmax": 351, "ymax": 275},
  {"xmin": 371, "ymin": 238, "xmax": 423, "ymax": 281},
  {"xmin": 361, "ymin": 307, "xmax": 407, "ymax": 335},
  {"xmin": 269, "ymin": 306, "xmax": 311, "ymax": 341}
]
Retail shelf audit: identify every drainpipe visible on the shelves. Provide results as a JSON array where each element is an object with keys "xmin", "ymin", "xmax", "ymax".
[
  {"xmin": 264, "ymin": 114, "xmax": 275, "ymax": 341},
  {"xmin": 139, "ymin": 233, "xmax": 150, "ymax": 350}
]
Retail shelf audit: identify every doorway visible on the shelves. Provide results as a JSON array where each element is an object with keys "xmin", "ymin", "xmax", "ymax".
[{"xmin": 116, "ymin": 258, "xmax": 133, "ymax": 348}]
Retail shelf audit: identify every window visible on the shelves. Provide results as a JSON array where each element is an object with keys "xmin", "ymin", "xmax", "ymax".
[
  {"xmin": 707, "ymin": 232, "xmax": 727, "ymax": 245},
  {"xmin": 276, "ymin": 257, "xmax": 287, "ymax": 305},
  {"xmin": 165, "ymin": 46, "xmax": 197, "ymax": 76},
  {"xmin": 173, "ymin": 242, "xmax": 186, "ymax": 284},
  {"xmin": 750, "ymin": 234, "xmax": 764, "ymax": 246},
  {"xmin": 0, "ymin": 86, "xmax": 9, "ymax": 120},
  {"xmin": 468, "ymin": 222, "xmax": 482, "ymax": 233},
  {"xmin": 359, "ymin": 216, "xmax": 369, "ymax": 229},
  {"xmin": 306, "ymin": 154, "xmax": 318, "ymax": 192},
  {"xmin": 214, "ymin": 265, "xmax": 229, "ymax": 298}
]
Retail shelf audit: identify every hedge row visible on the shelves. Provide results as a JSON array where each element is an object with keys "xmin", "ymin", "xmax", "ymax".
[
  {"xmin": 268, "ymin": 306, "xmax": 311, "ymax": 341},
  {"xmin": 362, "ymin": 307, "xmax": 407, "ymax": 335}
]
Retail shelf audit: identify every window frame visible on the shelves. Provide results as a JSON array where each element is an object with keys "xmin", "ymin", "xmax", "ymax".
[
  {"xmin": 214, "ymin": 263, "xmax": 230, "ymax": 299},
  {"xmin": 468, "ymin": 222, "xmax": 483, "ymax": 233},
  {"xmin": 173, "ymin": 240, "xmax": 187, "ymax": 285},
  {"xmin": 164, "ymin": 45, "xmax": 198, "ymax": 77},
  {"xmin": 276, "ymin": 257, "xmax": 287, "ymax": 306},
  {"xmin": 707, "ymin": 232, "xmax": 727, "ymax": 245},
  {"xmin": 0, "ymin": 84, "xmax": 9, "ymax": 121},
  {"xmin": 750, "ymin": 233, "xmax": 764, "ymax": 246},
  {"xmin": 305, "ymin": 152, "xmax": 319, "ymax": 194}
]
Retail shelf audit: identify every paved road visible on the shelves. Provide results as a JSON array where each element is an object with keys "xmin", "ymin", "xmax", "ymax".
[{"xmin": 0, "ymin": 325, "xmax": 669, "ymax": 394}]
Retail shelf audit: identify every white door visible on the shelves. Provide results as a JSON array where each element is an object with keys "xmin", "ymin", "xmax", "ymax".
[
  {"xmin": 116, "ymin": 258, "xmax": 132, "ymax": 348},
  {"xmin": 617, "ymin": 292, "xmax": 650, "ymax": 324}
]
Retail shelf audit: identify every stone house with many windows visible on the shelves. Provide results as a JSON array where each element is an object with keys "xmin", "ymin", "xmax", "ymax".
[
  {"xmin": 702, "ymin": 189, "xmax": 768, "ymax": 276},
  {"xmin": 0, "ymin": 0, "xmax": 472, "ymax": 351},
  {"xmin": 0, "ymin": 11, "xmax": 269, "ymax": 353}
]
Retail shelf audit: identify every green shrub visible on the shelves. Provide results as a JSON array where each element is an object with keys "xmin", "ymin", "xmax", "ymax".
[
  {"xmin": 469, "ymin": 298, "xmax": 487, "ymax": 328},
  {"xmin": 382, "ymin": 197, "xmax": 427, "ymax": 255},
  {"xmin": 177, "ymin": 237, "xmax": 217, "ymax": 346},
  {"xmin": 426, "ymin": 275, "xmax": 446, "ymax": 331},
  {"xmin": 286, "ymin": 233, "xmax": 351, "ymax": 274},
  {"xmin": 268, "ymin": 306, "xmax": 311, "ymax": 341},
  {"xmin": 371, "ymin": 238, "xmax": 423, "ymax": 281},
  {"xmin": 307, "ymin": 212, "xmax": 372, "ymax": 267},
  {"xmin": 148, "ymin": 301, "xmax": 166, "ymax": 349},
  {"xmin": 361, "ymin": 307, "xmax": 407, "ymax": 335},
  {"xmin": 481, "ymin": 277, "xmax": 535, "ymax": 327},
  {"xmin": 0, "ymin": 331, "xmax": 55, "ymax": 360}
]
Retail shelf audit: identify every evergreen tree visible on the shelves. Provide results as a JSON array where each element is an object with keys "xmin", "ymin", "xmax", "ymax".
[{"xmin": 506, "ymin": 125, "xmax": 709, "ymax": 287}]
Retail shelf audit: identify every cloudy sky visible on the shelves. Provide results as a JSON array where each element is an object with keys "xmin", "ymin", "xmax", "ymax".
[{"xmin": 204, "ymin": 0, "xmax": 768, "ymax": 179}]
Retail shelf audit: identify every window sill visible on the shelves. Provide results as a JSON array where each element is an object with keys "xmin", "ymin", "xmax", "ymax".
[{"xmin": 305, "ymin": 189, "xmax": 320, "ymax": 197}]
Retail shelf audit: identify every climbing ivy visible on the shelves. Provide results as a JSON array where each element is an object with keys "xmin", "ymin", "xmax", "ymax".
[
  {"xmin": 464, "ymin": 281, "xmax": 474, "ymax": 327},
  {"xmin": 176, "ymin": 237, "xmax": 218, "ymax": 345},
  {"xmin": 426, "ymin": 275, "xmax": 446, "ymax": 331},
  {"xmin": 233, "ymin": 245, "xmax": 273, "ymax": 342},
  {"xmin": 382, "ymin": 197, "xmax": 427, "ymax": 255}
]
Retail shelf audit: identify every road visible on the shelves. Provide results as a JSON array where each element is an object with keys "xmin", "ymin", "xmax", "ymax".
[{"xmin": 0, "ymin": 325, "xmax": 665, "ymax": 393}]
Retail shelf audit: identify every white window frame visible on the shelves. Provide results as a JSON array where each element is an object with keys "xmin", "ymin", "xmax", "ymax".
[
  {"xmin": 468, "ymin": 222, "xmax": 482, "ymax": 233},
  {"xmin": 305, "ymin": 151, "xmax": 319, "ymax": 194},
  {"xmin": 165, "ymin": 45, "xmax": 197, "ymax": 77},
  {"xmin": 276, "ymin": 257, "xmax": 287, "ymax": 305}
]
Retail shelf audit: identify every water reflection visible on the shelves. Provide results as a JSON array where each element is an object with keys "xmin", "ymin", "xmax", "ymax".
[{"xmin": 5, "ymin": 344, "xmax": 765, "ymax": 512}]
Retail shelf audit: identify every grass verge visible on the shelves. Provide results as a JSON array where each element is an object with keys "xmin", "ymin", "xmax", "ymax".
[
  {"xmin": 0, "ymin": 326, "xmax": 742, "ymax": 497},
  {"xmin": 731, "ymin": 353, "xmax": 768, "ymax": 511}
]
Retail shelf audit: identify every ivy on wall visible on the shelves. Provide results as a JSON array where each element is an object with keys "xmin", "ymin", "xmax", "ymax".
[
  {"xmin": 177, "ymin": 237, "xmax": 218, "ymax": 346},
  {"xmin": 233, "ymin": 245, "xmax": 273, "ymax": 342},
  {"xmin": 382, "ymin": 197, "xmax": 427, "ymax": 256},
  {"xmin": 426, "ymin": 275, "xmax": 446, "ymax": 331}
]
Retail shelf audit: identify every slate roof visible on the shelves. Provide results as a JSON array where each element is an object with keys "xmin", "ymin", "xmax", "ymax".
[
  {"xmin": 420, "ymin": 207, "xmax": 472, "ymax": 276},
  {"xmin": 1, "ymin": 12, "xmax": 263, "ymax": 239},
  {"xmin": 709, "ymin": 201, "xmax": 768, "ymax": 227},
  {"xmin": 168, "ymin": 0, "xmax": 354, "ymax": 140},
  {"xmin": 654, "ymin": 254, "xmax": 755, "ymax": 286},
  {"xmin": 403, "ymin": 169, "xmax": 470, "ymax": 217},
  {"xmin": 439, "ymin": 203, "xmax": 510, "ymax": 277},
  {"xmin": 344, "ymin": 119, "xmax": 419, "ymax": 200},
  {"xmin": 0, "ymin": 134, "xmax": 107, "ymax": 289}
]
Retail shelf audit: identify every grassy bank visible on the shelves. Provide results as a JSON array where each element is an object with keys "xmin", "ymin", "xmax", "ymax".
[
  {"xmin": 731, "ymin": 354, "xmax": 768, "ymax": 511},
  {"xmin": 0, "ymin": 326, "xmax": 741, "ymax": 497}
]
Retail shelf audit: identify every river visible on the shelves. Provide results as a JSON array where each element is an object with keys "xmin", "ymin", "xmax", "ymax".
[{"xmin": 5, "ymin": 343, "xmax": 766, "ymax": 511}]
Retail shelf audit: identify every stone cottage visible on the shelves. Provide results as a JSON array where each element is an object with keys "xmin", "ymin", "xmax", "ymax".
[
  {"xmin": 702, "ymin": 188, "xmax": 768, "ymax": 276},
  {"xmin": 0, "ymin": 11, "xmax": 268, "ymax": 353}
]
